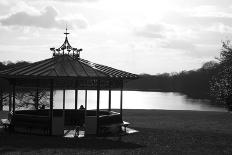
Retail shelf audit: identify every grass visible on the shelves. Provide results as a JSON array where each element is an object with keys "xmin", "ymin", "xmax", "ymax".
[{"xmin": 1, "ymin": 109, "xmax": 232, "ymax": 154}]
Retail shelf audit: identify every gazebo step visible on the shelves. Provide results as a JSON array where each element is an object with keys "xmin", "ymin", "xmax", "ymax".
[
  {"xmin": 64, "ymin": 129, "xmax": 85, "ymax": 138},
  {"xmin": 122, "ymin": 127, "xmax": 139, "ymax": 134}
]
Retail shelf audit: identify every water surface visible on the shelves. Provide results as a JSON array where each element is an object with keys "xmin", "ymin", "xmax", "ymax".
[{"xmin": 53, "ymin": 90, "xmax": 225, "ymax": 112}]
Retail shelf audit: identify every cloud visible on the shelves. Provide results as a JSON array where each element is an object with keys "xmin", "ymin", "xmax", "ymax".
[
  {"xmin": 163, "ymin": 7, "xmax": 232, "ymax": 28},
  {"xmin": 22, "ymin": 0, "xmax": 99, "ymax": 3},
  {"xmin": 52, "ymin": 0, "xmax": 99, "ymax": 2},
  {"xmin": 161, "ymin": 40, "xmax": 196, "ymax": 51},
  {"xmin": 164, "ymin": 0, "xmax": 232, "ymax": 9},
  {"xmin": 0, "ymin": 6, "xmax": 88, "ymax": 29},
  {"xmin": 160, "ymin": 9, "xmax": 232, "ymax": 44},
  {"xmin": 134, "ymin": 24, "xmax": 167, "ymax": 39},
  {"xmin": 160, "ymin": 38, "xmax": 221, "ymax": 58}
]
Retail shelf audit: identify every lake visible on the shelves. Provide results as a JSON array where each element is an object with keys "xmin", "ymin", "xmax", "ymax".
[{"xmin": 53, "ymin": 90, "xmax": 226, "ymax": 112}]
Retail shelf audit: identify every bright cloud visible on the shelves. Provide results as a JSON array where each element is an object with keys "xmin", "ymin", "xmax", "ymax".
[
  {"xmin": 134, "ymin": 24, "xmax": 167, "ymax": 39},
  {"xmin": 0, "ymin": 0, "xmax": 232, "ymax": 74},
  {"xmin": 0, "ymin": 6, "xmax": 88, "ymax": 29}
]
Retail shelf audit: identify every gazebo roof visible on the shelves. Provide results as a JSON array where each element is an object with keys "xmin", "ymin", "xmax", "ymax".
[
  {"xmin": 0, "ymin": 54, "xmax": 137, "ymax": 79},
  {"xmin": 0, "ymin": 28, "xmax": 137, "ymax": 81}
]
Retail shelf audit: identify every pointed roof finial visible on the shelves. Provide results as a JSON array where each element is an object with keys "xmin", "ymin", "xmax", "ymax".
[{"xmin": 64, "ymin": 24, "xmax": 69, "ymax": 37}]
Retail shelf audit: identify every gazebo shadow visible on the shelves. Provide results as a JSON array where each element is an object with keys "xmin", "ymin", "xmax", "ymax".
[
  {"xmin": 66, "ymin": 137, "xmax": 144, "ymax": 149},
  {"xmin": 0, "ymin": 132, "xmax": 144, "ymax": 153}
]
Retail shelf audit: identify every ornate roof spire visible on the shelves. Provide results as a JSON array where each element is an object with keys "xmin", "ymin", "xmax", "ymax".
[
  {"xmin": 64, "ymin": 24, "xmax": 69, "ymax": 38},
  {"xmin": 50, "ymin": 26, "xmax": 83, "ymax": 59}
]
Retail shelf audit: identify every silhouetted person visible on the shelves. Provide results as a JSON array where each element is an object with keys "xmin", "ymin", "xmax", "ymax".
[
  {"xmin": 79, "ymin": 105, "xmax": 85, "ymax": 110},
  {"xmin": 40, "ymin": 105, "xmax": 45, "ymax": 109},
  {"xmin": 79, "ymin": 105, "xmax": 85, "ymax": 128}
]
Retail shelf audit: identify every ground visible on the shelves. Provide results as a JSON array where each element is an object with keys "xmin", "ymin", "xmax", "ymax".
[{"xmin": 1, "ymin": 109, "xmax": 232, "ymax": 155}]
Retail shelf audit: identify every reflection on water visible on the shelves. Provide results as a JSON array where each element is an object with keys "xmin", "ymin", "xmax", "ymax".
[{"xmin": 54, "ymin": 90, "xmax": 226, "ymax": 112}]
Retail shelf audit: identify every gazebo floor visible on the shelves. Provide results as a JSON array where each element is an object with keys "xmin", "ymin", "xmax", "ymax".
[
  {"xmin": 64, "ymin": 129, "xmax": 85, "ymax": 138},
  {"xmin": 63, "ymin": 127, "xmax": 138, "ymax": 139}
]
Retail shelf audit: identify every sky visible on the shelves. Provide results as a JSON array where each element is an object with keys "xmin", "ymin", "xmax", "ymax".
[{"xmin": 0, "ymin": 0, "xmax": 232, "ymax": 74}]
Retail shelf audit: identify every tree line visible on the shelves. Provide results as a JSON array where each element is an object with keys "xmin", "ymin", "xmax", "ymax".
[
  {"xmin": 125, "ymin": 41, "xmax": 232, "ymax": 109},
  {"xmin": 125, "ymin": 61, "xmax": 218, "ymax": 100},
  {"xmin": 0, "ymin": 61, "xmax": 30, "ymax": 71}
]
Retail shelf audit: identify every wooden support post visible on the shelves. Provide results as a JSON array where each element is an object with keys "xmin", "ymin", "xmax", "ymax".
[
  {"xmin": 35, "ymin": 87, "xmax": 39, "ymax": 110},
  {"xmin": 96, "ymin": 80, "xmax": 100, "ymax": 135},
  {"xmin": 75, "ymin": 89, "xmax": 78, "ymax": 110},
  {"xmin": 12, "ymin": 81, "xmax": 16, "ymax": 115},
  {"xmin": 9, "ymin": 91, "xmax": 12, "ymax": 112},
  {"xmin": 63, "ymin": 89, "xmax": 65, "ymax": 110},
  {"xmin": 120, "ymin": 82, "xmax": 123, "ymax": 120},
  {"xmin": 108, "ymin": 88, "xmax": 111, "ymax": 111},
  {"xmin": 108, "ymin": 80, "xmax": 112, "ymax": 111},
  {"xmin": 75, "ymin": 80, "xmax": 78, "ymax": 110},
  {"xmin": 49, "ymin": 79, "xmax": 54, "ymax": 136},
  {"xmin": 63, "ymin": 89, "xmax": 65, "ymax": 121},
  {"xmin": 85, "ymin": 89, "xmax": 88, "ymax": 119},
  {"xmin": 0, "ymin": 89, "xmax": 3, "ymax": 111},
  {"xmin": 85, "ymin": 90, "xmax": 87, "ymax": 110}
]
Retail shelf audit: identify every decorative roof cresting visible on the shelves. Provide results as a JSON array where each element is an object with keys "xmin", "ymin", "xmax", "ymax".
[{"xmin": 50, "ymin": 26, "xmax": 83, "ymax": 59}]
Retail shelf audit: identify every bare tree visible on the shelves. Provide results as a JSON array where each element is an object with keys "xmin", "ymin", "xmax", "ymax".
[
  {"xmin": 1, "ymin": 90, "xmax": 50, "ymax": 110},
  {"xmin": 15, "ymin": 90, "xmax": 50, "ymax": 109}
]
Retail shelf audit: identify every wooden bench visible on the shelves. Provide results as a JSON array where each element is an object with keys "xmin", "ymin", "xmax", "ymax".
[
  {"xmin": 12, "ymin": 114, "xmax": 50, "ymax": 135},
  {"xmin": 100, "ymin": 121, "xmax": 130, "ymax": 135},
  {"xmin": 122, "ymin": 121, "xmax": 130, "ymax": 132},
  {"xmin": 0, "ymin": 119, "xmax": 11, "ymax": 131}
]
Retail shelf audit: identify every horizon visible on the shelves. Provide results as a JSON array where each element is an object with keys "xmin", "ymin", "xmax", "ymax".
[{"xmin": 0, "ymin": 0, "xmax": 231, "ymax": 74}]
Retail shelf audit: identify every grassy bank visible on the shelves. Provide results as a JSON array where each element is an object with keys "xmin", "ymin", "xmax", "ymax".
[{"xmin": 1, "ymin": 109, "xmax": 232, "ymax": 154}]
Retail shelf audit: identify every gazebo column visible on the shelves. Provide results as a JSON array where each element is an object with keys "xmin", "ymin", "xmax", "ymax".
[
  {"xmin": 75, "ymin": 89, "xmax": 78, "ymax": 110},
  {"xmin": 12, "ymin": 81, "xmax": 16, "ymax": 115},
  {"xmin": 120, "ymin": 82, "xmax": 123, "ymax": 120},
  {"xmin": 9, "ymin": 91, "xmax": 12, "ymax": 112},
  {"xmin": 96, "ymin": 80, "xmax": 100, "ymax": 135},
  {"xmin": 85, "ymin": 90, "xmax": 87, "ymax": 109},
  {"xmin": 0, "ymin": 89, "xmax": 3, "ymax": 111},
  {"xmin": 49, "ymin": 79, "xmax": 54, "ymax": 136},
  {"xmin": 108, "ymin": 82, "xmax": 111, "ymax": 111},
  {"xmin": 63, "ymin": 89, "xmax": 65, "ymax": 110},
  {"xmin": 63, "ymin": 89, "xmax": 65, "ymax": 122},
  {"xmin": 35, "ymin": 87, "xmax": 39, "ymax": 110},
  {"xmin": 85, "ymin": 90, "xmax": 88, "ymax": 120}
]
